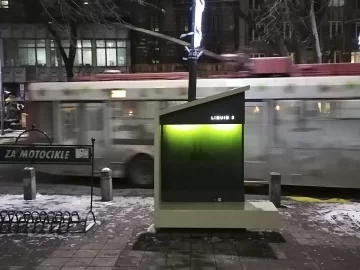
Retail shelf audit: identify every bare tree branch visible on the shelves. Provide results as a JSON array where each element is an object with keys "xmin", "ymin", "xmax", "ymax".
[
  {"xmin": 38, "ymin": 0, "xmax": 158, "ymax": 80},
  {"xmin": 241, "ymin": 0, "xmax": 330, "ymax": 63},
  {"xmin": 310, "ymin": 1, "xmax": 321, "ymax": 63}
]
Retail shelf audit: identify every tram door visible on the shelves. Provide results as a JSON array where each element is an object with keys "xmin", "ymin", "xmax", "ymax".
[
  {"xmin": 84, "ymin": 103, "xmax": 107, "ymax": 171},
  {"xmin": 60, "ymin": 103, "xmax": 79, "ymax": 145},
  {"xmin": 244, "ymin": 102, "xmax": 268, "ymax": 180}
]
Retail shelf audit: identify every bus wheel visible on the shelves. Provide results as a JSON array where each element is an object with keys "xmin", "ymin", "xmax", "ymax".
[{"xmin": 127, "ymin": 154, "xmax": 154, "ymax": 188}]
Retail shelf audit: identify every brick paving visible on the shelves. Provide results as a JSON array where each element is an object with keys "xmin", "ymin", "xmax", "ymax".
[{"xmin": 0, "ymin": 182, "xmax": 360, "ymax": 269}]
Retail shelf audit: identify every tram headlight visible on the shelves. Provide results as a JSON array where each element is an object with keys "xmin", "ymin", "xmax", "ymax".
[{"xmin": 275, "ymin": 105, "xmax": 280, "ymax": 111}]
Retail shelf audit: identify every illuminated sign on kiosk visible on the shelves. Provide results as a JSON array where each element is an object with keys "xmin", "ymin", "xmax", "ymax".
[{"xmin": 210, "ymin": 115, "xmax": 235, "ymax": 121}]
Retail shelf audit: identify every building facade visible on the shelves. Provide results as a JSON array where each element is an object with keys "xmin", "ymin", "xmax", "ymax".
[
  {"xmin": 1, "ymin": 0, "xmax": 360, "ymax": 88},
  {"xmin": 0, "ymin": 24, "xmax": 130, "ymax": 83}
]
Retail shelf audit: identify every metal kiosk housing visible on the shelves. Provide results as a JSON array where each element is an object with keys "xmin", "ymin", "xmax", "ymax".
[{"xmin": 154, "ymin": 86, "xmax": 280, "ymax": 229}]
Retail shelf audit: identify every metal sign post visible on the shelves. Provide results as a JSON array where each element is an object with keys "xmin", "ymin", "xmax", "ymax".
[
  {"xmin": 0, "ymin": 60, "xmax": 4, "ymax": 135},
  {"xmin": 0, "ymin": 125, "xmax": 96, "ymax": 234}
]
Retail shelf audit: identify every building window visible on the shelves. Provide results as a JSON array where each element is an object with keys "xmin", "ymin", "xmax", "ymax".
[
  {"xmin": 50, "ymin": 40, "xmax": 69, "ymax": 67},
  {"xmin": 282, "ymin": 22, "xmax": 292, "ymax": 39},
  {"xmin": 356, "ymin": 22, "xmax": 360, "ymax": 40},
  {"xmin": 18, "ymin": 40, "xmax": 46, "ymax": 66},
  {"xmin": 179, "ymin": 15, "xmax": 189, "ymax": 32},
  {"xmin": 328, "ymin": 51, "xmax": 341, "ymax": 63},
  {"xmin": 150, "ymin": 16, "xmax": 160, "ymax": 32},
  {"xmin": 51, "ymin": 40, "xmax": 93, "ymax": 67},
  {"xmin": 248, "ymin": 24, "xmax": 264, "ymax": 41},
  {"xmin": 351, "ymin": 52, "xmax": 360, "ymax": 63},
  {"xmin": 96, "ymin": 40, "xmax": 126, "ymax": 67},
  {"xmin": 329, "ymin": 21, "xmax": 342, "ymax": 38},
  {"xmin": 329, "ymin": 0, "xmax": 344, "ymax": 6},
  {"xmin": 3, "ymin": 39, "xmax": 17, "ymax": 66},
  {"xmin": 0, "ymin": 0, "xmax": 8, "ymax": 8},
  {"xmin": 249, "ymin": 0, "xmax": 260, "ymax": 10},
  {"xmin": 149, "ymin": 40, "xmax": 160, "ymax": 64},
  {"xmin": 76, "ymin": 40, "xmax": 92, "ymax": 66},
  {"xmin": 210, "ymin": 15, "xmax": 219, "ymax": 31}
]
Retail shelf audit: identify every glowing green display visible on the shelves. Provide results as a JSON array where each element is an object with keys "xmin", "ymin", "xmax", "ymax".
[
  {"xmin": 162, "ymin": 124, "xmax": 242, "ymax": 160},
  {"xmin": 161, "ymin": 124, "xmax": 243, "ymax": 202}
]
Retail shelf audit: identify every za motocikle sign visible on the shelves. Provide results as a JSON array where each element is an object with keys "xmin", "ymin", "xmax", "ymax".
[{"xmin": 0, "ymin": 145, "xmax": 92, "ymax": 165}]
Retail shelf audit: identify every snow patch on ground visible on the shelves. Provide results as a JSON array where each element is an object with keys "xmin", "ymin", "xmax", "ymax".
[
  {"xmin": 147, "ymin": 224, "xmax": 156, "ymax": 233},
  {"xmin": 284, "ymin": 201, "xmax": 360, "ymax": 237},
  {"xmin": 0, "ymin": 193, "xmax": 153, "ymax": 238},
  {"xmin": 0, "ymin": 193, "xmax": 153, "ymax": 214}
]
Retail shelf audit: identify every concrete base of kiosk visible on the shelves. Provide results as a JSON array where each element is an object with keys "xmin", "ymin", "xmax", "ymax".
[{"xmin": 154, "ymin": 201, "xmax": 280, "ymax": 229}]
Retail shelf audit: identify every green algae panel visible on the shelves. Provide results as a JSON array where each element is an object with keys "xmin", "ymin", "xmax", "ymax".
[{"xmin": 161, "ymin": 124, "xmax": 244, "ymax": 202}]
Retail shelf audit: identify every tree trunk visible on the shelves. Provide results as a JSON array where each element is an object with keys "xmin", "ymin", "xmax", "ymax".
[
  {"xmin": 310, "ymin": 0, "xmax": 322, "ymax": 63},
  {"xmin": 292, "ymin": 37, "xmax": 304, "ymax": 64},
  {"xmin": 65, "ymin": 22, "xmax": 77, "ymax": 81},
  {"xmin": 291, "ymin": 26, "xmax": 306, "ymax": 64},
  {"xmin": 47, "ymin": 22, "xmax": 77, "ymax": 81},
  {"xmin": 273, "ymin": 35, "xmax": 289, "ymax": 57}
]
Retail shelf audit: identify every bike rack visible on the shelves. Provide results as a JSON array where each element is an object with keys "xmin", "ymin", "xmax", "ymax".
[
  {"xmin": 0, "ymin": 125, "xmax": 97, "ymax": 234},
  {"xmin": 0, "ymin": 210, "xmax": 96, "ymax": 234}
]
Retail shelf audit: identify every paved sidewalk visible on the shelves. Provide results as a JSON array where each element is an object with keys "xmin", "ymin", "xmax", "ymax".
[{"xmin": 0, "ymin": 187, "xmax": 360, "ymax": 270}]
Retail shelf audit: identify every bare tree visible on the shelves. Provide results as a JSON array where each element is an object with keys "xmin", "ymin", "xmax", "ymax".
[
  {"xmin": 38, "ymin": 0, "xmax": 159, "ymax": 81},
  {"xmin": 235, "ymin": 0, "xmax": 330, "ymax": 63},
  {"xmin": 34, "ymin": 0, "xmax": 228, "ymax": 80},
  {"xmin": 310, "ymin": 1, "xmax": 321, "ymax": 63}
]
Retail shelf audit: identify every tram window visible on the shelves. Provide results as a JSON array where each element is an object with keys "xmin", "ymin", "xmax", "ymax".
[
  {"xmin": 61, "ymin": 106, "xmax": 78, "ymax": 144},
  {"xmin": 110, "ymin": 101, "xmax": 157, "ymax": 119},
  {"xmin": 332, "ymin": 100, "xmax": 360, "ymax": 119},
  {"xmin": 88, "ymin": 107, "xmax": 103, "ymax": 131},
  {"xmin": 245, "ymin": 106, "xmax": 262, "ymax": 124},
  {"xmin": 302, "ymin": 101, "xmax": 333, "ymax": 118},
  {"xmin": 274, "ymin": 100, "xmax": 336, "ymax": 121},
  {"xmin": 36, "ymin": 102, "xmax": 54, "ymax": 142}
]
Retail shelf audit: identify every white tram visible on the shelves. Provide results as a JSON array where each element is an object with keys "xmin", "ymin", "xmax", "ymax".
[{"xmin": 27, "ymin": 74, "xmax": 360, "ymax": 188}]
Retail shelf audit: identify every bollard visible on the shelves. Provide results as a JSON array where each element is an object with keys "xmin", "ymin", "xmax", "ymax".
[
  {"xmin": 23, "ymin": 167, "xmax": 36, "ymax": 200},
  {"xmin": 100, "ymin": 168, "xmax": 113, "ymax": 202},
  {"xmin": 269, "ymin": 172, "xmax": 281, "ymax": 207}
]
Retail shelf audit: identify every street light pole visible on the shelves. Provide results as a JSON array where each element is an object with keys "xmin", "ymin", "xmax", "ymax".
[
  {"xmin": 0, "ymin": 60, "xmax": 4, "ymax": 135},
  {"xmin": 187, "ymin": 0, "xmax": 205, "ymax": 102},
  {"xmin": 187, "ymin": 46, "xmax": 197, "ymax": 102}
]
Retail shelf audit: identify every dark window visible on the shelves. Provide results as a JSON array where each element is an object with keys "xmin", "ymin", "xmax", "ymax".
[
  {"xmin": 149, "ymin": 39, "xmax": 161, "ymax": 64},
  {"xmin": 150, "ymin": 15, "xmax": 160, "ymax": 32},
  {"xmin": 210, "ymin": 15, "xmax": 220, "ymax": 31},
  {"xmin": 179, "ymin": 15, "xmax": 189, "ymax": 32},
  {"xmin": 329, "ymin": 21, "xmax": 342, "ymax": 38},
  {"xmin": 249, "ymin": 0, "xmax": 260, "ymax": 10}
]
